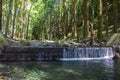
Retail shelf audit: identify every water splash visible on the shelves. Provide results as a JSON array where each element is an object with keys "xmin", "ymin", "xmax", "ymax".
[{"xmin": 61, "ymin": 47, "xmax": 114, "ymax": 61}]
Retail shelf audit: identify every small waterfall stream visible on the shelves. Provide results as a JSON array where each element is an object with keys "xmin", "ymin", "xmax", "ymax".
[
  {"xmin": 0, "ymin": 46, "xmax": 115, "ymax": 61},
  {"xmin": 61, "ymin": 47, "xmax": 114, "ymax": 60}
]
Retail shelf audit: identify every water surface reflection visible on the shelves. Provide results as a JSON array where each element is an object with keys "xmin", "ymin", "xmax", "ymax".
[{"xmin": 0, "ymin": 59, "xmax": 120, "ymax": 80}]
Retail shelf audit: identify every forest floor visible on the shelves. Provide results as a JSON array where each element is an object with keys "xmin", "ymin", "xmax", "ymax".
[
  {"xmin": 0, "ymin": 32, "xmax": 120, "ymax": 49},
  {"xmin": 107, "ymin": 33, "xmax": 120, "ymax": 46},
  {"xmin": 2, "ymin": 38, "xmax": 108, "ymax": 48}
]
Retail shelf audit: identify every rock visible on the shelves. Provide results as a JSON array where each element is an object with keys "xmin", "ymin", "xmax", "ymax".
[
  {"xmin": 10, "ymin": 42, "xmax": 23, "ymax": 47},
  {"xmin": 112, "ymin": 53, "xmax": 120, "ymax": 60},
  {"xmin": 43, "ymin": 40, "xmax": 55, "ymax": 43},
  {"xmin": 70, "ymin": 42, "xmax": 82, "ymax": 47},
  {"xmin": 30, "ymin": 40, "xmax": 40, "ymax": 47},
  {"xmin": 114, "ymin": 46, "xmax": 120, "ymax": 53}
]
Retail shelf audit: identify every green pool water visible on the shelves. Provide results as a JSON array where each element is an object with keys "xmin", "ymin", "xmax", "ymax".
[{"xmin": 0, "ymin": 59, "xmax": 120, "ymax": 80}]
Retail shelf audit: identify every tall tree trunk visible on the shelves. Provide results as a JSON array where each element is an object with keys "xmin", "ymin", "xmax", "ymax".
[
  {"xmin": 82, "ymin": 0, "xmax": 89, "ymax": 38},
  {"xmin": 19, "ymin": 0, "xmax": 26, "ymax": 39},
  {"xmin": 49, "ymin": 14, "xmax": 52, "ymax": 40},
  {"xmin": 0, "ymin": 0, "xmax": 2, "ymax": 31},
  {"xmin": 70, "ymin": 0, "xmax": 77, "ymax": 38},
  {"xmin": 5, "ymin": 0, "xmax": 13, "ymax": 37},
  {"xmin": 26, "ymin": 2, "xmax": 32, "ymax": 39},
  {"xmin": 90, "ymin": 23, "xmax": 94, "ymax": 46},
  {"xmin": 90, "ymin": 0, "xmax": 95, "ymax": 45},
  {"xmin": 97, "ymin": 0, "xmax": 103, "ymax": 40},
  {"xmin": 43, "ymin": 0, "xmax": 48, "ymax": 39},
  {"xmin": 57, "ymin": 0, "xmax": 61, "ymax": 39},
  {"xmin": 11, "ymin": 0, "xmax": 17, "ymax": 38},
  {"xmin": 26, "ymin": 15, "xmax": 29, "ymax": 39},
  {"xmin": 105, "ymin": 0, "xmax": 108, "ymax": 35},
  {"xmin": 113, "ymin": 0, "xmax": 118, "ymax": 33},
  {"xmin": 73, "ymin": 0, "xmax": 77, "ymax": 38},
  {"xmin": 63, "ymin": 0, "xmax": 67, "ymax": 39}
]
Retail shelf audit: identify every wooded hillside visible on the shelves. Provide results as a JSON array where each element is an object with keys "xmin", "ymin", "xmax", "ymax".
[{"xmin": 0, "ymin": 0, "xmax": 120, "ymax": 44}]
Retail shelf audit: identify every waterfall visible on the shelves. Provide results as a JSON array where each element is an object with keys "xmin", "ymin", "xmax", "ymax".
[{"xmin": 61, "ymin": 47, "xmax": 114, "ymax": 60}]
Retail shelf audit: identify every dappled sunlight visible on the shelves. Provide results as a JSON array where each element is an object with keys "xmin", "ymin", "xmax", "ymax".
[
  {"xmin": 0, "ymin": 0, "xmax": 120, "ymax": 80},
  {"xmin": 107, "ymin": 33, "xmax": 120, "ymax": 46},
  {"xmin": 64, "ymin": 69, "xmax": 80, "ymax": 75},
  {"xmin": 26, "ymin": 70, "xmax": 49, "ymax": 80},
  {"xmin": 0, "ymin": 60, "xmax": 118, "ymax": 80}
]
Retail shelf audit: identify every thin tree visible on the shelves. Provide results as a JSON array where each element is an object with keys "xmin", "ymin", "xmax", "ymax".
[{"xmin": 0, "ymin": 0, "xmax": 2, "ymax": 31}]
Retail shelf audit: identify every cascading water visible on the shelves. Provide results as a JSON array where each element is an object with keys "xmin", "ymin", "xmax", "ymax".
[{"xmin": 61, "ymin": 47, "xmax": 114, "ymax": 60}]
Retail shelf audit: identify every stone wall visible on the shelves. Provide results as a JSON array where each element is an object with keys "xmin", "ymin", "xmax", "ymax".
[{"xmin": 0, "ymin": 47, "xmax": 63, "ymax": 61}]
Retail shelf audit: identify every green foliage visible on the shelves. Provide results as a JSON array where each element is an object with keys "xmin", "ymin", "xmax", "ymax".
[
  {"xmin": 2, "ymin": 0, "xmax": 120, "ymax": 43},
  {"xmin": 32, "ymin": 25, "xmax": 41, "ymax": 40}
]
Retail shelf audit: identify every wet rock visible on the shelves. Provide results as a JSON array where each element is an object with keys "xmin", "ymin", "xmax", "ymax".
[
  {"xmin": 69, "ymin": 42, "xmax": 82, "ymax": 47},
  {"xmin": 30, "ymin": 40, "xmax": 40, "ymax": 47},
  {"xmin": 112, "ymin": 53, "xmax": 120, "ymax": 60},
  {"xmin": 10, "ymin": 42, "xmax": 23, "ymax": 47},
  {"xmin": 114, "ymin": 46, "xmax": 120, "ymax": 53},
  {"xmin": 99, "ymin": 42, "xmax": 106, "ymax": 46},
  {"xmin": 62, "ymin": 44, "xmax": 70, "ymax": 47}
]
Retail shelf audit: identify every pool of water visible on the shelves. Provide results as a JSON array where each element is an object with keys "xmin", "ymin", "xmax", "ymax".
[{"xmin": 0, "ymin": 59, "xmax": 120, "ymax": 80}]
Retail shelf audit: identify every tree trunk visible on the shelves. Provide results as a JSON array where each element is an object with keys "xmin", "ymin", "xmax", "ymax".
[
  {"xmin": 82, "ymin": 0, "xmax": 89, "ymax": 38},
  {"xmin": 26, "ymin": 2, "xmax": 32, "ymax": 39},
  {"xmin": 90, "ymin": 22, "xmax": 94, "ymax": 46},
  {"xmin": 70, "ymin": 0, "xmax": 77, "ymax": 38},
  {"xmin": 0, "ymin": 0, "xmax": 2, "ymax": 31},
  {"xmin": 97, "ymin": 0, "xmax": 103, "ymax": 40},
  {"xmin": 5, "ymin": 0, "xmax": 13, "ymax": 37},
  {"xmin": 11, "ymin": 0, "xmax": 17, "ymax": 38},
  {"xmin": 44, "ymin": 0, "xmax": 48, "ymax": 39},
  {"xmin": 19, "ymin": 0, "xmax": 26, "ymax": 39},
  {"xmin": 57, "ymin": 0, "xmax": 61, "ymax": 39},
  {"xmin": 113, "ymin": 0, "xmax": 118, "ymax": 33},
  {"xmin": 90, "ymin": 0, "xmax": 95, "ymax": 45},
  {"xmin": 63, "ymin": 0, "xmax": 67, "ymax": 39},
  {"xmin": 105, "ymin": 0, "xmax": 108, "ymax": 35}
]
